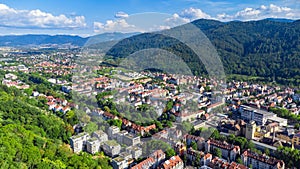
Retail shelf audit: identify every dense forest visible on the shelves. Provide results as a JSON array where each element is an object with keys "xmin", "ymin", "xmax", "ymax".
[
  {"xmin": 0, "ymin": 84, "xmax": 111, "ymax": 168},
  {"xmin": 105, "ymin": 19, "xmax": 300, "ymax": 86}
]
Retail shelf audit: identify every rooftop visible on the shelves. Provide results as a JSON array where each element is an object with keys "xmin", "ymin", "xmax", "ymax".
[
  {"xmin": 71, "ymin": 132, "xmax": 88, "ymax": 140},
  {"xmin": 241, "ymin": 105, "xmax": 274, "ymax": 117},
  {"xmin": 242, "ymin": 150, "xmax": 284, "ymax": 166},
  {"xmin": 104, "ymin": 140, "xmax": 120, "ymax": 147},
  {"xmin": 93, "ymin": 130, "xmax": 106, "ymax": 136},
  {"xmin": 162, "ymin": 156, "xmax": 183, "ymax": 169},
  {"xmin": 131, "ymin": 157, "xmax": 155, "ymax": 169},
  {"xmin": 112, "ymin": 156, "xmax": 125, "ymax": 163},
  {"xmin": 124, "ymin": 133, "xmax": 139, "ymax": 139},
  {"xmin": 207, "ymin": 139, "xmax": 240, "ymax": 151},
  {"xmin": 87, "ymin": 137, "xmax": 98, "ymax": 142},
  {"xmin": 127, "ymin": 146, "xmax": 142, "ymax": 151}
]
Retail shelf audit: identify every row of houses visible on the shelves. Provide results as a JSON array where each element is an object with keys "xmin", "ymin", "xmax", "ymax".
[
  {"xmin": 183, "ymin": 134, "xmax": 285, "ymax": 169},
  {"xmin": 103, "ymin": 112, "xmax": 156, "ymax": 136},
  {"xmin": 45, "ymin": 95, "xmax": 71, "ymax": 114},
  {"xmin": 2, "ymin": 73, "xmax": 30, "ymax": 89},
  {"xmin": 131, "ymin": 150, "xmax": 184, "ymax": 169},
  {"xmin": 184, "ymin": 135, "xmax": 240, "ymax": 161},
  {"xmin": 185, "ymin": 145, "xmax": 284, "ymax": 169}
]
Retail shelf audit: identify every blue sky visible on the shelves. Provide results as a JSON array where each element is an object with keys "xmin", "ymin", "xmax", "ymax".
[{"xmin": 0, "ymin": 0, "xmax": 299, "ymax": 36}]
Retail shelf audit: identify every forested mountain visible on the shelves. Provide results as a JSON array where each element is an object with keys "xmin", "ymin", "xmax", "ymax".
[{"xmin": 106, "ymin": 19, "xmax": 300, "ymax": 85}]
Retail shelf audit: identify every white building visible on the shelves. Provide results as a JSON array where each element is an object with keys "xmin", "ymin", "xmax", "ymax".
[
  {"xmin": 126, "ymin": 146, "xmax": 142, "ymax": 159},
  {"xmin": 239, "ymin": 105, "xmax": 287, "ymax": 126},
  {"xmin": 123, "ymin": 134, "xmax": 140, "ymax": 146},
  {"xmin": 70, "ymin": 132, "xmax": 90, "ymax": 153},
  {"xmin": 116, "ymin": 130, "xmax": 128, "ymax": 144},
  {"xmin": 108, "ymin": 126, "xmax": 120, "ymax": 139},
  {"xmin": 86, "ymin": 137, "xmax": 100, "ymax": 154},
  {"xmin": 92, "ymin": 130, "xmax": 108, "ymax": 143},
  {"xmin": 5, "ymin": 73, "xmax": 17, "ymax": 80},
  {"xmin": 111, "ymin": 156, "xmax": 128, "ymax": 169},
  {"xmin": 102, "ymin": 140, "xmax": 121, "ymax": 157}
]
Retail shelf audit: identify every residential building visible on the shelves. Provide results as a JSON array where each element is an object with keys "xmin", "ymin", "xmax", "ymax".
[
  {"xmin": 240, "ymin": 105, "xmax": 274, "ymax": 125},
  {"xmin": 185, "ymin": 148, "xmax": 212, "ymax": 166},
  {"xmin": 241, "ymin": 150, "xmax": 285, "ymax": 169},
  {"xmin": 111, "ymin": 156, "xmax": 129, "ymax": 169},
  {"xmin": 108, "ymin": 126, "xmax": 120, "ymax": 139},
  {"xmin": 116, "ymin": 130, "xmax": 128, "ymax": 144},
  {"xmin": 205, "ymin": 139, "xmax": 240, "ymax": 162},
  {"xmin": 150, "ymin": 149, "xmax": 166, "ymax": 168},
  {"xmin": 218, "ymin": 119, "xmax": 246, "ymax": 136},
  {"xmin": 207, "ymin": 102, "xmax": 225, "ymax": 113},
  {"xmin": 102, "ymin": 140, "xmax": 121, "ymax": 157},
  {"xmin": 166, "ymin": 127, "xmax": 182, "ymax": 141},
  {"xmin": 4, "ymin": 73, "xmax": 17, "ymax": 80},
  {"xmin": 119, "ymin": 151, "xmax": 133, "ymax": 161},
  {"xmin": 184, "ymin": 134, "xmax": 205, "ymax": 151},
  {"xmin": 161, "ymin": 155, "xmax": 184, "ymax": 169},
  {"xmin": 92, "ymin": 130, "xmax": 108, "ymax": 143},
  {"xmin": 276, "ymin": 132, "xmax": 300, "ymax": 146},
  {"xmin": 70, "ymin": 132, "xmax": 90, "ymax": 153},
  {"xmin": 86, "ymin": 137, "xmax": 100, "ymax": 154},
  {"xmin": 111, "ymin": 152, "xmax": 133, "ymax": 169},
  {"xmin": 123, "ymin": 134, "xmax": 140, "ymax": 146},
  {"xmin": 268, "ymin": 116, "xmax": 288, "ymax": 127},
  {"xmin": 174, "ymin": 142, "xmax": 186, "ymax": 156},
  {"xmin": 131, "ymin": 157, "xmax": 155, "ymax": 169},
  {"xmin": 176, "ymin": 110, "xmax": 205, "ymax": 122},
  {"xmin": 125, "ymin": 146, "xmax": 142, "ymax": 160},
  {"xmin": 208, "ymin": 157, "xmax": 248, "ymax": 169}
]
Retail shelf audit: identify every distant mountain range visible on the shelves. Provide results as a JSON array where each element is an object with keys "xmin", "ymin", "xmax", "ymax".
[
  {"xmin": 0, "ymin": 32, "xmax": 139, "ymax": 47},
  {"xmin": 264, "ymin": 18, "xmax": 295, "ymax": 23},
  {"xmin": 0, "ymin": 34, "xmax": 86, "ymax": 47}
]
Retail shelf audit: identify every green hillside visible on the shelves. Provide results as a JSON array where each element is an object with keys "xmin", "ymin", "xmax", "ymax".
[{"xmin": 106, "ymin": 19, "xmax": 300, "ymax": 86}]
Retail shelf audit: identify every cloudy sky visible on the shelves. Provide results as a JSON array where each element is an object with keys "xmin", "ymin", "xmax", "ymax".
[{"xmin": 0, "ymin": 0, "xmax": 299, "ymax": 36}]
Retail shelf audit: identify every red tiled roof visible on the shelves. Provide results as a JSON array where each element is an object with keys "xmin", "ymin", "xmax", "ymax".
[
  {"xmin": 207, "ymin": 139, "xmax": 240, "ymax": 152},
  {"xmin": 131, "ymin": 157, "xmax": 155, "ymax": 169},
  {"xmin": 162, "ymin": 156, "xmax": 183, "ymax": 169},
  {"xmin": 242, "ymin": 150, "xmax": 284, "ymax": 166},
  {"xmin": 150, "ymin": 149, "xmax": 165, "ymax": 160}
]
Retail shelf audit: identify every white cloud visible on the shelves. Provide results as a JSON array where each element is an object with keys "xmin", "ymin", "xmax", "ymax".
[
  {"xmin": 93, "ymin": 8, "xmax": 211, "ymax": 33},
  {"xmin": 153, "ymin": 8, "xmax": 210, "ymax": 32},
  {"xmin": 0, "ymin": 3, "xmax": 86, "ymax": 29},
  {"xmin": 234, "ymin": 7, "xmax": 261, "ymax": 19},
  {"xmin": 94, "ymin": 19, "xmax": 143, "ymax": 33},
  {"xmin": 218, "ymin": 4, "xmax": 299, "ymax": 21},
  {"xmin": 179, "ymin": 7, "xmax": 212, "ymax": 21},
  {"xmin": 164, "ymin": 13, "xmax": 190, "ymax": 27},
  {"xmin": 269, "ymin": 4, "xmax": 291, "ymax": 13},
  {"xmin": 115, "ymin": 11, "xmax": 129, "ymax": 18}
]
